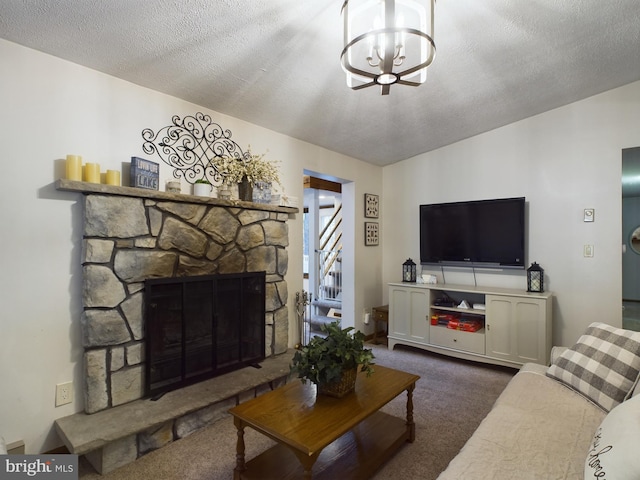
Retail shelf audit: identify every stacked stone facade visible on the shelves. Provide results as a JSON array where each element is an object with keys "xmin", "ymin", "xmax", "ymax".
[{"xmin": 81, "ymin": 194, "xmax": 291, "ymax": 414}]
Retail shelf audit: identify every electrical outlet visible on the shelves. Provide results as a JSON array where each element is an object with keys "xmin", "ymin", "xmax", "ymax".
[{"xmin": 55, "ymin": 382, "xmax": 73, "ymax": 407}]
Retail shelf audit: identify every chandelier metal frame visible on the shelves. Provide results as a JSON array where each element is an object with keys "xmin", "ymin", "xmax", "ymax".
[{"xmin": 341, "ymin": 0, "xmax": 436, "ymax": 95}]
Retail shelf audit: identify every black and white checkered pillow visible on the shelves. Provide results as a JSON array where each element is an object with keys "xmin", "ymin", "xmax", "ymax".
[{"xmin": 546, "ymin": 322, "xmax": 640, "ymax": 412}]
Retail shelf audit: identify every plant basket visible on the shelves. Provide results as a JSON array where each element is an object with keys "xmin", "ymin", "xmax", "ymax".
[{"xmin": 318, "ymin": 367, "xmax": 357, "ymax": 398}]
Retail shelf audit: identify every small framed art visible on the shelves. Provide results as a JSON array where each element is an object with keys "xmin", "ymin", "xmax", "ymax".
[
  {"xmin": 364, "ymin": 193, "xmax": 379, "ymax": 218},
  {"xmin": 365, "ymin": 222, "xmax": 379, "ymax": 246}
]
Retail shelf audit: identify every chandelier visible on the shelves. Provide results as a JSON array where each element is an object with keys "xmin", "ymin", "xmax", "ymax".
[{"xmin": 340, "ymin": 0, "xmax": 435, "ymax": 95}]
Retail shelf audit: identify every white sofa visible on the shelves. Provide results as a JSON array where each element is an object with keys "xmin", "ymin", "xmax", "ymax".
[{"xmin": 438, "ymin": 322, "xmax": 640, "ymax": 480}]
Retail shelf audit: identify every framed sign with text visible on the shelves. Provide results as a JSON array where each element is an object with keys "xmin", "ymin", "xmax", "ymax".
[{"xmin": 130, "ymin": 157, "xmax": 160, "ymax": 190}]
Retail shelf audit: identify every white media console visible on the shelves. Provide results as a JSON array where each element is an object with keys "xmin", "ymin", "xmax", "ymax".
[{"xmin": 388, "ymin": 282, "xmax": 553, "ymax": 368}]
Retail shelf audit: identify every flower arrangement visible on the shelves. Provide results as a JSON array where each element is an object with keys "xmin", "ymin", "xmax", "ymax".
[{"xmin": 216, "ymin": 147, "xmax": 281, "ymax": 188}]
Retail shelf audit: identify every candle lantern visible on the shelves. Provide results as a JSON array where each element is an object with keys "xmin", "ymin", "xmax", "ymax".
[
  {"xmin": 527, "ymin": 262, "xmax": 544, "ymax": 293},
  {"xmin": 402, "ymin": 258, "xmax": 417, "ymax": 283}
]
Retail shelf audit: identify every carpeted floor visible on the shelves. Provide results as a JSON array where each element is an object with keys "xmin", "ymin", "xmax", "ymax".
[{"xmin": 79, "ymin": 343, "xmax": 517, "ymax": 480}]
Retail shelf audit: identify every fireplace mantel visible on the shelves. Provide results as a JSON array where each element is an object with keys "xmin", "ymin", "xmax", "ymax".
[{"xmin": 55, "ymin": 179, "xmax": 299, "ymax": 215}]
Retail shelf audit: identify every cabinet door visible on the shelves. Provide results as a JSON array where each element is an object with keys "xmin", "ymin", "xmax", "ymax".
[
  {"xmin": 486, "ymin": 295, "xmax": 547, "ymax": 364},
  {"xmin": 512, "ymin": 298, "xmax": 547, "ymax": 363},
  {"xmin": 485, "ymin": 296, "xmax": 514, "ymax": 360},
  {"xmin": 408, "ymin": 288, "xmax": 429, "ymax": 343},
  {"xmin": 389, "ymin": 286, "xmax": 429, "ymax": 343},
  {"xmin": 389, "ymin": 287, "xmax": 411, "ymax": 339}
]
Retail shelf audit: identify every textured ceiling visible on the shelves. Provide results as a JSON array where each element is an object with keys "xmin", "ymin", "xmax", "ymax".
[{"xmin": 1, "ymin": 0, "xmax": 639, "ymax": 166}]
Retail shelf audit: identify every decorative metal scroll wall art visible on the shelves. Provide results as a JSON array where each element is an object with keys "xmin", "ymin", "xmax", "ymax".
[{"xmin": 141, "ymin": 112, "xmax": 248, "ymax": 185}]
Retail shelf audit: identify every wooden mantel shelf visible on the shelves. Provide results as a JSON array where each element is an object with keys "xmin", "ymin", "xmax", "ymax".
[{"xmin": 55, "ymin": 179, "xmax": 299, "ymax": 214}]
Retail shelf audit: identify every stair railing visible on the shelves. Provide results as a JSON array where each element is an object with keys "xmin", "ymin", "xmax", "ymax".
[
  {"xmin": 319, "ymin": 204, "xmax": 342, "ymax": 250},
  {"xmin": 316, "ymin": 249, "xmax": 342, "ymax": 302},
  {"xmin": 315, "ymin": 202, "xmax": 343, "ymax": 303}
]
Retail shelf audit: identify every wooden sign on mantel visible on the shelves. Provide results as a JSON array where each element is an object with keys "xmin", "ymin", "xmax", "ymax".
[{"xmin": 130, "ymin": 156, "xmax": 159, "ymax": 190}]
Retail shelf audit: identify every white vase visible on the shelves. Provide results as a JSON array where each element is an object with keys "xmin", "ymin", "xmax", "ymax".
[{"xmin": 193, "ymin": 183, "xmax": 211, "ymax": 197}]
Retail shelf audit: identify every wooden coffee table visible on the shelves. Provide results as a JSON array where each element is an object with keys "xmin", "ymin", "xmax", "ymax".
[{"xmin": 229, "ymin": 364, "xmax": 420, "ymax": 479}]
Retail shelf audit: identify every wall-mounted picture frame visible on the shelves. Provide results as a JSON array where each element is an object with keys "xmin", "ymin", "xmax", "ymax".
[
  {"xmin": 365, "ymin": 222, "xmax": 379, "ymax": 246},
  {"xmin": 364, "ymin": 193, "xmax": 379, "ymax": 218}
]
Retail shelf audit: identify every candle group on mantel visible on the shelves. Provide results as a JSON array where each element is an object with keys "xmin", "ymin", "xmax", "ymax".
[{"xmin": 65, "ymin": 154, "xmax": 120, "ymax": 186}]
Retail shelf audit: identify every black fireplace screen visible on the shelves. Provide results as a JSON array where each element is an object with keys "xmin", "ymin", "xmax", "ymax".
[{"xmin": 144, "ymin": 272, "xmax": 266, "ymax": 397}]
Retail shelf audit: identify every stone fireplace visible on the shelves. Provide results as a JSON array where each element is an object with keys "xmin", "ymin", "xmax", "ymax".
[{"xmin": 58, "ymin": 180, "xmax": 296, "ymax": 415}]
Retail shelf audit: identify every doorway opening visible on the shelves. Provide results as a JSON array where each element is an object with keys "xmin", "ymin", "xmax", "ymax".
[
  {"xmin": 622, "ymin": 146, "xmax": 640, "ymax": 331},
  {"xmin": 303, "ymin": 174, "xmax": 344, "ymax": 340}
]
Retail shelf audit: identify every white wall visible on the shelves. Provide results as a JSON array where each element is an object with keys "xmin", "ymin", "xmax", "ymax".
[
  {"xmin": 382, "ymin": 80, "xmax": 640, "ymax": 349},
  {"xmin": 0, "ymin": 39, "xmax": 383, "ymax": 453}
]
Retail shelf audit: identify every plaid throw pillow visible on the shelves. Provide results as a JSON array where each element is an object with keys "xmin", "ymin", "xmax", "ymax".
[{"xmin": 546, "ymin": 322, "xmax": 640, "ymax": 412}]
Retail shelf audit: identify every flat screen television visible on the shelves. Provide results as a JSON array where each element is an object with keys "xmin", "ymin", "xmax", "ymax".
[{"xmin": 419, "ymin": 197, "xmax": 526, "ymax": 269}]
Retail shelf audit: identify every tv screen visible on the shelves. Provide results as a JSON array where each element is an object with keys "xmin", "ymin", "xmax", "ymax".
[{"xmin": 419, "ymin": 197, "xmax": 525, "ymax": 269}]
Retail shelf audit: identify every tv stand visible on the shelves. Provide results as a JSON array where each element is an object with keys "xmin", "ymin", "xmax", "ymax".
[{"xmin": 388, "ymin": 283, "xmax": 553, "ymax": 368}]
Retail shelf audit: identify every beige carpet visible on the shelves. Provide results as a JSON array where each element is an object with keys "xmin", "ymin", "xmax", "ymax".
[{"xmin": 79, "ymin": 343, "xmax": 516, "ymax": 480}]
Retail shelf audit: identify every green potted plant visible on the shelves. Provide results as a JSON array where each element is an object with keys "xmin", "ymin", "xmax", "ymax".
[
  {"xmin": 290, "ymin": 321, "xmax": 375, "ymax": 398},
  {"xmin": 193, "ymin": 178, "xmax": 212, "ymax": 197}
]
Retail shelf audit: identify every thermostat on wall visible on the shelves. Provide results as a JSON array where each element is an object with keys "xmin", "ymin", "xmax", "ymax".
[{"xmin": 584, "ymin": 209, "xmax": 595, "ymax": 222}]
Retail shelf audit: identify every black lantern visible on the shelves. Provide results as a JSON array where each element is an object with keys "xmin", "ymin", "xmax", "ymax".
[
  {"xmin": 527, "ymin": 262, "xmax": 544, "ymax": 293},
  {"xmin": 403, "ymin": 258, "xmax": 417, "ymax": 283}
]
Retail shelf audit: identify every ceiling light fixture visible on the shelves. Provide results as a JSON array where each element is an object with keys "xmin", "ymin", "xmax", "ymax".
[{"xmin": 340, "ymin": 0, "xmax": 435, "ymax": 95}]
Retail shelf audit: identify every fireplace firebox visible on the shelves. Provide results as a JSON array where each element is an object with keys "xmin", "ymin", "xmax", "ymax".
[{"xmin": 145, "ymin": 272, "xmax": 266, "ymax": 397}]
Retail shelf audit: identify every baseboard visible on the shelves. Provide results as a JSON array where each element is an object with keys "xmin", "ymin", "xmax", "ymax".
[
  {"xmin": 43, "ymin": 445, "xmax": 70, "ymax": 455},
  {"xmin": 6, "ymin": 440, "xmax": 25, "ymax": 455},
  {"xmin": 3, "ymin": 440, "xmax": 70, "ymax": 455}
]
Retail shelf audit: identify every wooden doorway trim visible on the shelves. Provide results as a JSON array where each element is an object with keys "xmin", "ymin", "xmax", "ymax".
[{"xmin": 303, "ymin": 175, "xmax": 342, "ymax": 193}]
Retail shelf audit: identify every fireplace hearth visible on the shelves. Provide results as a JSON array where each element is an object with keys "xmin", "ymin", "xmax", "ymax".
[{"xmin": 145, "ymin": 272, "xmax": 266, "ymax": 397}]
